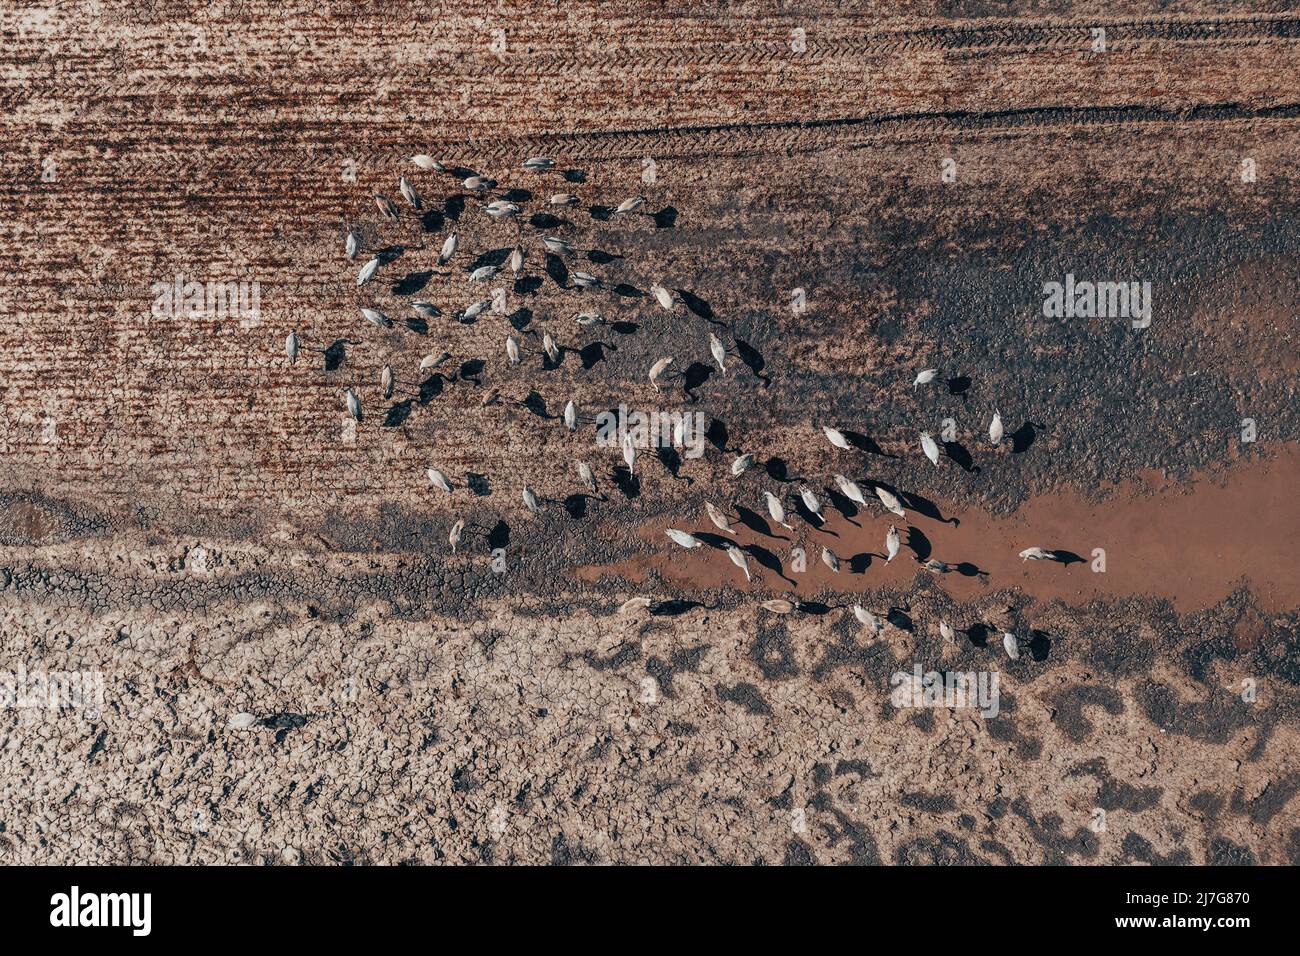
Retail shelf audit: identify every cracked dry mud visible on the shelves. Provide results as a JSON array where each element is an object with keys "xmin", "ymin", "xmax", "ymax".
[{"xmin": 1, "ymin": 1, "xmax": 1298, "ymax": 864}]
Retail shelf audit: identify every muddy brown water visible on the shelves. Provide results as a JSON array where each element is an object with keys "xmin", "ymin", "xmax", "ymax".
[{"xmin": 581, "ymin": 443, "xmax": 1299, "ymax": 613}]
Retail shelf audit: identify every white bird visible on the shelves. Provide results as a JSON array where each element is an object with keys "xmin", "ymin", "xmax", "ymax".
[
  {"xmin": 399, "ymin": 176, "xmax": 421, "ymax": 209},
  {"xmin": 886, "ymin": 525, "xmax": 900, "ymax": 562},
  {"xmin": 374, "ymin": 193, "xmax": 400, "ymax": 220},
  {"xmin": 1019, "ymin": 547, "xmax": 1054, "ymax": 562},
  {"xmin": 913, "ymin": 368, "xmax": 937, "ymax": 389},
  {"xmin": 875, "ymin": 486, "xmax": 905, "ymax": 517},
  {"xmin": 506, "ymin": 335, "xmax": 521, "ymax": 364},
  {"xmin": 619, "ymin": 597, "xmax": 653, "ymax": 614},
  {"xmin": 575, "ymin": 312, "xmax": 606, "ymax": 327},
  {"xmin": 360, "ymin": 307, "xmax": 391, "ymax": 328},
  {"xmin": 549, "ymin": 193, "xmax": 578, "ymax": 206},
  {"xmin": 284, "ymin": 330, "xmax": 299, "ymax": 363},
  {"xmin": 823, "ymin": 425, "xmax": 850, "ymax": 449},
  {"xmin": 427, "ymin": 467, "xmax": 452, "ymax": 492},
  {"xmin": 853, "ymin": 605, "xmax": 881, "ymax": 634},
  {"xmin": 726, "ymin": 545, "xmax": 751, "ymax": 582},
  {"xmin": 731, "ymin": 453, "xmax": 754, "ymax": 476},
  {"xmin": 833, "ymin": 474, "xmax": 866, "ymax": 506},
  {"xmin": 800, "ymin": 488, "xmax": 823, "ymax": 523},
  {"xmin": 666, "ymin": 529, "xmax": 702, "ymax": 549},
  {"xmin": 419, "ymin": 351, "xmax": 450, "ymax": 372},
  {"xmin": 763, "ymin": 491, "xmax": 793, "ymax": 529},
  {"xmin": 576, "ymin": 461, "xmax": 597, "ymax": 493},
  {"xmin": 543, "ymin": 333, "xmax": 560, "ymax": 364},
  {"xmin": 463, "ymin": 175, "xmax": 495, "ymax": 190},
  {"xmin": 522, "ymin": 156, "xmax": 555, "ymax": 171},
  {"xmin": 380, "ymin": 364, "xmax": 394, "ymax": 399},
  {"xmin": 989, "ymin": 410, "xmax": 1004, "ymax": 445},
  {"xmin": 462, "ymin": 299, "xmax": 491, "ymax": 321},
  {"xmin": 614, "ymin": 197, "xmax": 645, "ymax": 215},
  {"xmin": 1002, "ymin": 632, "xmax": 1021, "ymax": 660},
  {"xmin": 708, "ymin": 333, "xmax": 727, "ymax": 374},
  {"xmin": 522, "ymin": 486, "xmax": 540, "ymax": 513},
  {"xmin": 357, "ymin": 257, "xmax": 380, "ymax": 286},
  {"xmin": 651, "ymin": 284, "xmax": 674, "ymax": 311},
  {"xmin": 449, "ymin": 519, "xmax": 464, "ymax": 553},
  {"xmin": 510, "ymin": 247, "xmax": 524, "ymax": 275},
  {"xmin": 761, "ymin": 599, "xmax": 795, "ymax": 614},
  {"xmin": 541, "ymin": 236, "xmax": 573, "ymax": 255},
  {"xmin": 649, "ymin": 357, "xmax": 673, "ymax": 391},
  {"xmin": 563, "ymin": 400, "xmax": 578, "ymax": 431},
  {"xmin": 469, "ymin": 265, "xmax": 498, "ymax": 282},
  {"xmin": 571, "ymin": 271, "xmax": 600, "ymax": 288},
  {"xmin": 920, "ymin": 431, "xmax": 940, "ymax": 466},
  {"xmin": 412, "ymin": 301, "xmax": 441, "ymax": 319},
  {"xmin": 921, "ymin": 559, "xmax": 951, "ymax": 574},
  {"xmin": 437, "ymin": 234, "xmax": 458, "ymax": 265},
  {"xmin": 485, "ymin": 200, "xmax": 520, "ymax": 219},
  {"xmin": 411, "ymin": 155, "xmax": 444, "ymax": 172},
  {"xmin": 622, "ymin": 435, "xmax": 636, "ymax": 472},
  {"xmin": 345, "ymin": 231, "xmax": 359, "ymax": 260},
  {"xmin": 821, "ymin": 547, "xmax": 840, "ymax": 572},
  {"xmin": 705, "ymin": 502, "xmax": 736, "ymax": 535},
  {"xmin": 939, "ymin": 620, "xmax": 956, "ymax": 643},
  {"xmin": 344, "ymin": 389, "xmax": 361, "ymax": 421}
]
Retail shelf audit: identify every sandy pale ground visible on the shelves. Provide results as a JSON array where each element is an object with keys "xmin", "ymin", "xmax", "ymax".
[{"xmin": 0, "ymin": 2, "xmax": 1298, "ymax": 863}]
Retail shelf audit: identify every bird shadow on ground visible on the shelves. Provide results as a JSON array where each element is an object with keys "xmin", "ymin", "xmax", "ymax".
[
  {"xmin": 793, "ymin": 497, "xmax": 832, "ymax": 533},
  {"xmin": 704, "ymin": 418, "xmax": 728, "ymax": 452},
  {"xmin": 384, "ymin": 401, "xmax": 412, "ymax": 427},
  {"xmin": 1050, "ymin": 549, "xmax": 1086, "ymax": 566},
  {"xmin": 694, "ymin": 531, "xmax": 734, "ymax": 549},
  {"xmin": 613, "ymin": 282, "xmax": 645, "ymax": 299},
  {"xmin": 530, "ymin": 212, "xmax": 565, "ymax": 230},
  {"xmin": 745, "ymin": 543, "xmax": 795, "ymax": 586},
  {"xmin": 443, "ymin": 195, "xmax": 465, "ymax": 221},
  {"xmin": 888, "ymin": 608, "xmax": 914, "ymax": 632},
  {"xmin": 942, "ymin": 440, "xmax": 980, "ymax": 474},
  {"xmin": 519, "ymin": 391, "xmax": 553, "ymax": 419},
  {"xmin": 323, "ymin": 339, "xmax": 355, "ymax": 371},
  {"xmin": 652, "ymin": 206, "xmax": 678, "ymax": 229},
  {"xmin": 1027, "ymin": 630, "xmax": 1053, "ymax": 661},
  {"xmin": 734, "ymin": 339, "xmax": 771, "ymax": 385},
  {"xmin": 467, "ymin": 473, "xmax": 491, "ymax": 497},
  {"xmin": 508, "ymin": 309, "xmax": 533, "ymax": 332},
  {"xmin": 392, "ymin": 271, "xmax": 432, "ymax": 296},
  {"xmin": 562, "ymin": 169, "xmax": 586, "ymax": 183},
  {"xmin": 405, "ymin": 317, "xmax": 428, "ymax": 335},
  {"xmin": 906, "ymin": 527, "xmax": 932, "ymax": 560},
  {"xmin": 587, "ymin": 249, "xmax": 622, "ymax": 265},
  {"xmin": 417, "ymin": 375, "xmax": 445, "ymax": 405},
  {"xmin": 577, "ymin": 342, "xmax": 614, "ymax": 369},
  {"xmin": 611, "ymin": 466, "xmax": 640, "ymax": 498},
  {"xmin": 470, "ymin": 247, "xmax": 512, "ymax": 270},
  {"xmin": 843, "ymin": 430, "xmax": 897, "ymax": 458},
  {"xmin": 563, "ymin": 494, "xmax": 593, "ymax": 519},
  {"xmin": 501, "ymin": 188, "xmax": 531, "ymax": 203},
  {"xmin": 678, "ymin": 289, "xmax": 725, "ymax": 328},
  {"xmin": 849, "ymin": 552, "xmax": 876, "ymax": 573},
  {"xmin": 486, "ymin": 519, "xmax": 509, "ymax": 549},
  {"xmin": 514, "ymin": 275, "xmax": 543, "ymax": 295},
  {"xmin": 681, "ymin": 362, "xmax": 714, "ymax": 400},
  {"xmin": 649, "ymin": 598, "xmax": 702, "ymax": 616},
  {"xmin": 898, "ymin": 489, "xmax": 960, "ymax": 526},
  {"xmin": 1012, "ymin": 421, "xmax": 1045, "ymax": 453},
  {"xmin": 736, "ymin": 505, "xmax": 783, "ymax": 539},
  {"xmin": 955, "ymin": 561, "xmax": 988, "ymax": 578},
  {"xmin": 947, "ymin": 375, "xmax": 971, "ymax": 396},
  {"xmin": 826, "ymin": 488, "xmax": 862, "ymax": 524},
  {"xmin": 964, "ymin": 623, "xmax": 991, "ymax": 647},
  {"xmin": 459, "ymin": 359, "xmax": 485, "ymax": 382},
  {"xmin": 656, "ymin": 446, "xmax": 692, "ymax": 483},
  {"xmin": 544, "ymin": 253, "xmax": 570, "ymax": 289},
  {"xmin": 765, "ymin": 457, "xmax": 802, "ymax": 483},
  {"xmin": 610, "ymin": 321, "xmax": 638, "ymax": 334}
]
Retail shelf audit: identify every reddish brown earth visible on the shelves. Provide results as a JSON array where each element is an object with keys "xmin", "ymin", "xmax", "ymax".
[{"xmin": 0, "ymin": 2, "xmax": 1298, "ymax": 866}]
